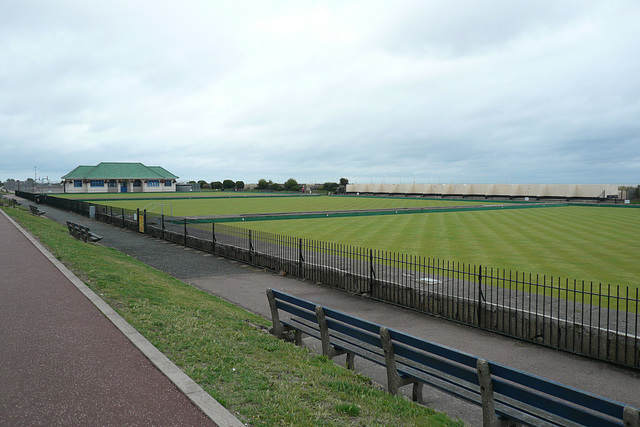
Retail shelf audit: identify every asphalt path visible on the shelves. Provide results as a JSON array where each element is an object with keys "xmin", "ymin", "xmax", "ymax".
[
  {"xmin": 0, "ymin": 209, "xmax": 241, "ymax": 426},
  {"xmin": 25, "ymin": 201, "xmax": 640, "ymax": 426}
]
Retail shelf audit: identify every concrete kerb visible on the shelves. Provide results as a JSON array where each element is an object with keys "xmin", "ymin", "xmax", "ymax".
[{"xmin": 1, "ymin": 209, "xmax": 244, "ymax": 427}]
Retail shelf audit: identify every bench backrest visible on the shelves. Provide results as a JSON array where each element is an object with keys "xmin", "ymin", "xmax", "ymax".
[
  {"xmin": 487, "ymin": 359, "xmax": 627, "ymax": 426},
  {"xmin": 66, "ymin": 221, "xmax": 90, "ymax": 242},
  {"xmin": 270, "ymin": 289, "xmax": 385, "ymax": 362}
]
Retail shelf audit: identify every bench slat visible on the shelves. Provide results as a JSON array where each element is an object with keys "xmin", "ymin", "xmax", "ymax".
[
  {"xmin": 388, "ymin": 328, "xmax": 478, "ymax": 369},
  {"xmin": 271, "ymin": 289, "xmax": 317, "ymax": 312},
  {"xmin": 393, "ymin": 359, "xmax": 482, "ymax": 406},
  {"xmin": 492, "ymin": 377, "xmax": 621, "ymax": 427},
  {"xmin": 322, "ymin": 307, "xmax": 382, "ymax": 335},
  {"xmin": 324, "ymin": 317, "xmax": 382, "ymax": 351},
  {"xmin": 274, "ymin": 300, "xmax": 317, "ymax": 324},
  {"xmin": 488, "ymin": 361, "xmax": 624, "ymax": 421},
  {"xmin": 392, "ymin": 343, "xmax": 480, "ymax": 387}
]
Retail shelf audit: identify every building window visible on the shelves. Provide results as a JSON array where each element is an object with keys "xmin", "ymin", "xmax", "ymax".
[
  {"xmin": 164, "ymin": 180, "xmax": 173, "ymax": 187},
  {"xmin": 108, "ymin": 180, "xmax": 117, "ymax": 187},
  {"xmin": 148, "ymin": 180, "xmax": 160, "ymax": 187},
  {"xmin": 133, "ymin": 180, "xmax": 142, "ymax": 187},
  {"xmin": 90, "ymin": 180, "xmax": 104, "ymax": 187},
  {"xmin": 74, "ymin": 180, "xmax": 82, "ymax": 187}
]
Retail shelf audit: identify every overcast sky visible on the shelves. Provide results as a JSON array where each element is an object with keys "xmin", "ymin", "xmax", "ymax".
[{"xmin": 1, "ymin": 1, "xmax": 639, "ymax": 185}]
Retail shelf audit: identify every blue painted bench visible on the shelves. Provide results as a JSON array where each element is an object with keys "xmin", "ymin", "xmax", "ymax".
[{"xmin": 267, "ymin": 288, "xmax": 640, "ymax": 427}]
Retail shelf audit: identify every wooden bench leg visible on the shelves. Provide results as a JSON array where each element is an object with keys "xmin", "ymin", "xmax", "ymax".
[
  {"xmin": 624, "ymin": 406, "xmax": 640, "ymax": 427},
  {"xmin": 266, "ymin": 289, "xmax": 284, "ymax": 339},
  {"xmin": 412, "ymin": 382, "xmax": 423, "ymax": 402},
  {"xmin": 380, "ymin": 327, "xmax": 421, "ymax": 400},
  {"xmin": 477, "ymin": 358, "xmax": 519, "ymax": 427},
  {"xmin": 316, "ymin": 306, "xmax": 353, "ymax": 368},
  {"xmin": 346, "ymin": 353, "xmax": 355, "ymax": 370}
]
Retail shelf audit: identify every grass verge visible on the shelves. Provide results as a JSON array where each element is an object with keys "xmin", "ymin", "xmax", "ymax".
[{"xmin": 2, "ymin": 207, "xmax": 463, "ymax": 426}]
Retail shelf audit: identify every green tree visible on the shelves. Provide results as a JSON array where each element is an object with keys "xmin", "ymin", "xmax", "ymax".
[
  {"xmin": 337, "ymin": 177, "xmax": 349, "ymax": 194},
  {"xmin": 322, "ymin": 182, "xmax": 338, "ymax": 192},
  {"xmin": 257, "ymin": 179, "xmax": 269, "ymax": 190},
  {"xmin": 235, "ymin": 180, "xmax": 245, "ymax": 190},
  {"xmin": 198, "ymin": 180, "xmax": 210, "ymax": 189},
  {"xmin": 284, "ymin": 178, "xmax": 300, "ymax": 192},
  {"xmin": 210, "ymin": 181, "xmax": 223, "ymax": 190},
  {"xmin": 222, "ymin": 179, "xmax": 235, "ymax": 190}
]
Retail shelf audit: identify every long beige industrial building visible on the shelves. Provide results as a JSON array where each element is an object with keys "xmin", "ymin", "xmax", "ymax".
[{"xmin": 346, "ymin": 183, "xmax": 621, "ymax": 200}]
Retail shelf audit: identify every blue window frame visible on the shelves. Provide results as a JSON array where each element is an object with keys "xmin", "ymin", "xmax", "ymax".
[
  {"xmin": 164, "ymin": 180, "xmax": 172, "ymax": 187},
  {"xmin": 90, "ymin": 180, "xmax": 104, "ymax": 187},
  {"xmin": 148, "ymin": 180, "xmax": 160, "ymax": 187},
  {"xmin": 74, "ymin": 180, "xmax": 82, "ymax": 187}
]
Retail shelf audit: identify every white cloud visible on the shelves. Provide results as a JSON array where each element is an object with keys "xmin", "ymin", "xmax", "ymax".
[{"xmin": 1, "ymin": 0, "xmax": 639, "ymax": 185}]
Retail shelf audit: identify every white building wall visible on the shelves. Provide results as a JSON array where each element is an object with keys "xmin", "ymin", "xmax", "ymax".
[
  {"xmin": 347, "ymin": 183, "xmax": 620, "ymax": 198},
  {"xmin": 63, "ymin": 179, "xmax": 177, "ymax": 193}
]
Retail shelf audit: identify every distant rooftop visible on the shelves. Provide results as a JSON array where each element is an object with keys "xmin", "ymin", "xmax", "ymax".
[{"xmin": 62, "ymin": 162, "xmax": 178, "ymax": 180}]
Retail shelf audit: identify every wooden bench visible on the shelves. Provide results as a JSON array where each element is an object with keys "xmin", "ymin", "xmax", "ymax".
[
  {"xmin": 29, "ymin": 204, "xmax": 45, "ymax": 216},
  {"xmin": 1, "ymin": 197, "xmax": 21, "ymax": 207},
  {"xmin": 66, "ymin": 221, "xmax": 102, "ymax": 243},
  {"xmin": 267, "ymin": 289, "xmax": 640, "ymax": 427}
]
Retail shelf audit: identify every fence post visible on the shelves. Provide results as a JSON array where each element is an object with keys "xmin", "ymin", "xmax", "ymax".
[
  {"xmin": 136, "ymin": 208, "xmax": 140, "ymax": 232},
  {"xmin": 183, "ymin": 218, "xmax": 187, "ymax": 246},
  {"xmin": 161, "ymin": 214, "xmax": 165, "ymax": 240},
  {"xmin": 143, "ymin": 209, "xmax": 147, "ymax": 234},
  {"xmin": 478, "ymin": 265, "xmax": 484, "ymax": 327},
  {"xmin": 212, "ymin": 222, "xmax": 216, "ymax": 253},
  {"xmin": 369, "ymin": 249, "xmax": 376, "ymax": 294},
  {"xmin": 299, "ymin": 238, "xmax": 304, "ymax": 277}
]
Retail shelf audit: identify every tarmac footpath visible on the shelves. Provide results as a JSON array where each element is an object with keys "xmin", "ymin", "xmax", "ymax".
[{"xmin": 0, "ymin": 209, "xmax": 243, "ymax": 426}]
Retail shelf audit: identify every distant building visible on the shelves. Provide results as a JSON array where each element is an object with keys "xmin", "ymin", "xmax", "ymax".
[{"xmin": 62, "ymin": 162, "xmax": 178, "ymax": 194}]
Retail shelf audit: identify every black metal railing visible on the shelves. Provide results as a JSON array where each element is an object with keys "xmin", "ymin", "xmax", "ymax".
[{"xmin": 36, "ymin": 193, "xmax": 640, "ymax": 369}]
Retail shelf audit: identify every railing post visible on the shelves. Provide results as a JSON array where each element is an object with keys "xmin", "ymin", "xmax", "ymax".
[
  {"xmin": 299, "ymin": 238, "xmax": 304, "ymax": 277},
  {"xmin": 136, "ymin": 208, "xmax": 140, "ymax": 232},
  {"xmin": 143, "ymin": 209, "xmax": 147, "ymax": 234},
  {"xmin": 212, "ymin": 222, "xmax": 216, "ymax": 253},
  {"xmin": 478, "ymin": 265, "xmax": 484, "ymax": 327},
  {"xmin": 369, "ymin": 249, "xmax": 376, "ymax": 293},
  {"xmin": 161, "ymin": 214, "xmax": 165, "ymax": 240},
  {"xmin": 183, "ymin": 218, "xmax": 187, "ymax": 246}
]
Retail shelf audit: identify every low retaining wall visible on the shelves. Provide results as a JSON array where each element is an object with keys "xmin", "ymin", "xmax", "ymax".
[{"xmin": 141, "ymin": 227, "xmax": 639, "ymax": 368}]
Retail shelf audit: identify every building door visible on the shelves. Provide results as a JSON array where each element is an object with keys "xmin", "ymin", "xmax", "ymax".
[{"xmin": 121, "ymin": 181, "xmax": 128, "ymax": 192}]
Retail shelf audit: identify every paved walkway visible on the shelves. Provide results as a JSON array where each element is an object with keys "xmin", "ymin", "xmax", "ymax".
[
  {"xmin": 6, "ymin": 199, "xmax": 640, "ymax": 426},
  {"xmin": 0, "ymin": 209, "xmax": 243, "ymax": 426}
]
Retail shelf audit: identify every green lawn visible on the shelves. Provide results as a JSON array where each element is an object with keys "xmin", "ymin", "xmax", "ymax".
[
  {"xmin": 90, "ymin": 195, "xmax": 494, "ymax": 217},
  {"xmin": 52, "ymin": 193, "xmax": 640, "ymax": 288},
  {"xmin": 240, "ymin": 206, "xmax": 640, "ymax": 289}
]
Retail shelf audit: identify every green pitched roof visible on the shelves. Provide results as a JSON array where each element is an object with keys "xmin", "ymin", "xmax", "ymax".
[{"xmin": 62, "ymin": 162, "xmax": 178, "ymax": 180}]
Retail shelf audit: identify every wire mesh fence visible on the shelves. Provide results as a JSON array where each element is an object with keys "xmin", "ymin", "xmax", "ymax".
[{"xmin": 31, "ymin": 192, "xmax": 640, "ymax": 369}]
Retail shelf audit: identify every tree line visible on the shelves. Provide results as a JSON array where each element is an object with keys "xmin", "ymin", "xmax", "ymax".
[{"xmin": 189, "ymin": 178, "xmax": 349, "ymax": 193}]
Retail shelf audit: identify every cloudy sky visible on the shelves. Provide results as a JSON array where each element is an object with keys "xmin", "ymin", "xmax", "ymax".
[{"xmin": 1, "ymin": 1, "xmax": 639, "ymax": 185}]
